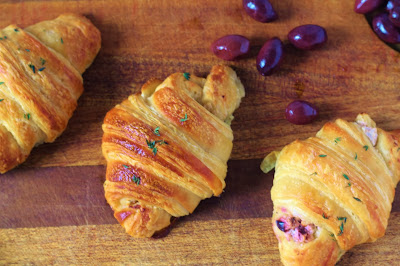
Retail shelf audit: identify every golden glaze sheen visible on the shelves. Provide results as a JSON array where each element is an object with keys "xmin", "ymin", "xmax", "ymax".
[
  {"xmin": 262, "ymin": 114, "xmax": 400, "ymax": 265},
  {"xmin": 0, "ymin": 14, "xmax": 101, "ymax": 174},
  {"xmin": 102, "ymin": 65, "xmax": 245, "ymax": 237}
]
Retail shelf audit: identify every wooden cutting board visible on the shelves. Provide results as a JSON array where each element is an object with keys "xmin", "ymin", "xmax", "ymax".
[{"xmin": 1, "ymin": 0, "xmax": 400, "ymax": 264}]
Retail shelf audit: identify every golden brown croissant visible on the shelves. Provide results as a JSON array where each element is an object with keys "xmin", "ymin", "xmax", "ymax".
[
  {"xmin": 261, "ymin": 114, "xmax": 400, "ymax": 265},
  {"xmin": 0, "ymin": 14, "xmax": 101, "ymax": 173},
  {"xmin": 102, "ymin": 65, "xmax": 245, "ymax": 237}
]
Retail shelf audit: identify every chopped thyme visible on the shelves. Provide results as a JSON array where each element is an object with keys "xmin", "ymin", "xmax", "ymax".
[
  {"xmin": 0, "ymin": 82, "xmax": 4, "ymax": 85},
  {"xmin": 132, "ymin": 175, "xmax": 140, "ymax": 185},
  {"xmin": 146, "ymin": 139, "xmax": 168, "ymax": 156},
  {"xmin": 4, "ymin": 36, "xmax": 7, "ymax": 39},
  {"xmin": 25, "ymin": 49, "xmax": 30, "ymax": 52},
  {"xmin": 14, "ymin": 28, "xmax": 19, "ymax": 32},
  {"xmin": 346, "ymin": 182, "xmax": 351, "ymax": 188},
  {"xmin": 180, "ymin": 113, "xmax": 188, "ymax": 122},
  {"xmin": 355, "ymin": 153, "xmax": 358, "ymax": 160},
  {"xmin": 38, "ymin": 67, "xmax": 45, "ymax": 72},
  {"xmin": 152, "ymin": 147, "xmax": 158, "ymax": 155},
  {"xmin": 310, "ymin": 172, "xmax": 318, "ymax": 176},
  {"xmin": 322, "ymin": 213, "xmax": 329, "ymax": 219},
  {"xmin": 146, "ymin": 139, "xmax": 156, "ymax": 149},
  {"xmin": 28, "ymin": 64, "xmax": 35, "ymax": 73},
  {"xmin": 363, "ymin": 145, "xmax": 369, "ymax": 151},
  {"xmin": 334, "ymin": 137, "xmax": 341, "ymax": 144},
  {"xmin": 337, "ymin": 216, "xmax": 347, "ymax": 223},
  {"xmin": 154, "ymin": 127, "xmax": 160, "ymax": 136},
  {"xmin": 60, "ymin": 37, "xmax": 64, "ymax": 44},
  {"xmin": 343, "ymin": 173, "xmax": 350, "ymax": 180},
  {"xmin": 122, "ymin": 164, "xmax": 129, "ymax": 169},
  {"xmin": 319, "ymin": 154, "xmax": 327, "ymax": 158},
  {"xmin": 353, "ymin": 197, "xmax": 362, "ymax": 202},
  {"xmin": 0, "ymin": 99, "xmax": 3, "ymax": 102},
  {"xmin": 24, "ymin": 113, "xmax": 31, "ymax": 120},
  {"xmin": 40, "ymin": 57, "xmax": 46, "ymax": 65},
  {"xmin": 183, "ymin": 72, "xmax": 190, "ymax": 80},
  {"xmin": 338, "ymin": 222, "xmax": 344, "ymax": 236}
]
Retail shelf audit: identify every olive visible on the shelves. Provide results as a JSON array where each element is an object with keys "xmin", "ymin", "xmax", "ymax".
[
  {"xmin": 389, "ymin": 5, "xmax": 400, "ymax": 27},
  {"xmin": 242, "ymin": 0, "xmax": 278, "ymax": 23},
  {"xmin": 387, "ymin": 0, "xmax": 395, "ymax": 12},
  {"xmin": 354, "ymin": 0, "xmax": 385, "ymax": 14},
  {"xmin": 276, "ymin": 220, "xmax": 286, "ymax": 232},
  {"xmin": 287, "ymin": 24, "xmax": 328, "ymax": 50},
  {"xmin": 285, "ymin": 100, "xmax": 318, "ymax": 125},
  {"xmin": 372, "ymin": 13, "xmax": 400, "ymax": 43},
  {"xmin": 210, "ymin": 35, "xmax": 250, "ymax": 61},
  {"xmin": 256, "ymin": 37, "xmax": 284, "ymax": 76}
]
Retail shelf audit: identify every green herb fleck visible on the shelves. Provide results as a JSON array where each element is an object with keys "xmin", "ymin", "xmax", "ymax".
[
  {"xmin": 355, "ymin": 153, "xmax": 358, "ymax": 160},
  {"xmin": 363, "ymin": 145, "xmax": 369, "ymax": 151},
  {"xmin": 122, "ymin": 164, "xmax": 129, "ymax": 169},
  {"xmin": 180, "ymin": 113, "xmax": 188, "ymax": 122},
  {"xmin": 346, "ymin": 182, "xmax": 351, "ymax": 188},
  {"xmin": 14, "ymin": 28, "xmax": 19, "ymax": 32},
  {"xmin": 154, "ymin": 127, "xmax": 160, "ymax": 136},
  {"xmin": 337, "ymin": 216, "xmax": 347, "ymax": 223},
  {"xmin": 322, "ymin": 213, "xmax": 329, "ymax": 219},
  {"xmin": 24, "ymin": 113, "xmax": 31, "ymax": 120},
  {"xmin": 0, "ymin": 82, "xmax": 4, "ymax": 85},
  {"xmin": 0, "ymin": 99, "xmax": 4, "ymax": 102},
  {"xmin": 329, "ymin": 233, "xmax": 335, "ymax": 238},
  {"xmin": 183, "ymin": 72, "xmax": 190, "ymax": 80},
  {"xmin": 38, "ymin": 67, "xmax": 45, "ymax": 72},
  {"xmin": 353, "ymin": 197, "xmax": 362, "ymax": 202},
  {"xmin": 334, "ymin": 137, "xmax": 341, "ymax": 144},
  {"xmin": 343, "ymin": 173, "xmax": 350, "ymax": 180},
  {"xmin": 152, "ymin": 147, "xmax": 158, "ymax": 155},
  {"xmin": 132, "ymin": 175, "xmax": 140, "ymax": 185},
  {"xmin": 397, "ymin": 147, "xmax": 400, "ymax": 152},
  {"xmin": 40, "ymin": 58, "xmax": 46, "ymax": 65},
  {"xmin": 146, "ymin": 139, "xmax": 156, "ymax": 149},
  {"xmin": 25, "ymin": 49, "xmax": 30, "ymax": 52},
  {"xmin": 319, "ymin": 154, "xmax": 327, "ymax": 158},
  {"xmin": 28, "ymin": 64, "xmax": 35, "ymax": 73},
  {"xmin": 4, "ymin": 36, "xmax": 7, "ymax": 39},
  {"xmin": 60, "ymin": 37, "xmax": 64, "ymax": 44},
  {"xmin": 0, "ymin": 37, "xmax": 3, "ymax": 40},
  {"xmin": 338, "ymin": 222, "xmax": 344, "ymax": 236},
  {"xmin": 310, "ymin": 172, "xmax": 318, "ymax": 176}
]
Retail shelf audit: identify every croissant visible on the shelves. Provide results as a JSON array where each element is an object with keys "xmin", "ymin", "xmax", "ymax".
[
  {"xmin": 0, "ymin": 14, "xmax": 101, "ymax": 173},
  {"xmin": 102, "ymin": 65, "xmax": 245, "ymax": 237},
  {"xmin": 261, "ymin": 114, "xmax": 400, "ymax": 265}
]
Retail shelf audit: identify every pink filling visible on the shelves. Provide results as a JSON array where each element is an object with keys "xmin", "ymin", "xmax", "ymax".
[
  {"xmin": 357, "ymin": 121, "xmax": 378, "ymax": 146},
  {"xmin": 276, "ymin": 216, "xmax": 316, "ymax": 243}
]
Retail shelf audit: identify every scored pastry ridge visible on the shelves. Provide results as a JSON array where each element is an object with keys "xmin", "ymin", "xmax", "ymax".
[
  {"xmin": 102, "ymin": 65, "xmax": 245, "ymax": 237},
  {"xmin": 0, "ymin": 13, "xmax": 101, "ymax": 173}
]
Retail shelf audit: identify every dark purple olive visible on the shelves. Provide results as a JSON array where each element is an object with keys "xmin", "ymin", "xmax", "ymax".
[
  {"xmin": 389, "ymin": 5, "xmax": 400, "ymax": 27},
  {"xmin": 276, "ymin": 220, "xmax": 286, "ymax": 232},
  {"xmin": 242, "ymin": 0, "xmax": 278, "ymax": 23},
  {"xmin": 287, "ymin": 25, "xmax": 328, "ymax": 50},
  {"xmin": 372, "ymin": 13, "xmax": 400, "ymax": 43},
  {"xmin": 354, "ymin": 0, "xmax": 385, "ymax": 14},
  {"xmin": 285, "ymin": 100, "xmax": 318, "ymax": 125},
  {"xmin": 256, "ymin": 37, "xmax": 284, "ymax": 76},
  {"xmin": 211, "ymin": 35, "xmax": 250, "ymax": 61}
]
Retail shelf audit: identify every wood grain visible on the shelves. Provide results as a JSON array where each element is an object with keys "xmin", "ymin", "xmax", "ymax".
[
  {"xmin": 0, "ymin": 0, "xmax": 399, "ymax": 167},
  {"xmin": 1, "ymin": 215, "xmax": 399, "ymax": 265},
  {"xmin": 1, "ymin": 0, "xmax": 400, "ymax": 265}
]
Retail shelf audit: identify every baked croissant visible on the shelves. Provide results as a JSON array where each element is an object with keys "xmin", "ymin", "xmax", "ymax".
[
  {"xmin": 261, "ymin": 114, "xmax": 400, "ymax": 265},
  {"xmin": 0, "ymin": 14, "xmax": 101, "ymax": 173},
  {"xmin": 102, "ymin": 65, "xmax": 245, "ymax": 237}
]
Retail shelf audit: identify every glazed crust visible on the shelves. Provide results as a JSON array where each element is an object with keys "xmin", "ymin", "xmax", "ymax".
[
  {"xmin": 264, "ymin": 114, "xmax": 400, "ymax": 265},
  {"xmin": 102, "ymin": 65, "xmax": 245, "ymax": 237},
  {"xmin": 0, "ymin": 14, "xmax": 101, "ymax": 174}
]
